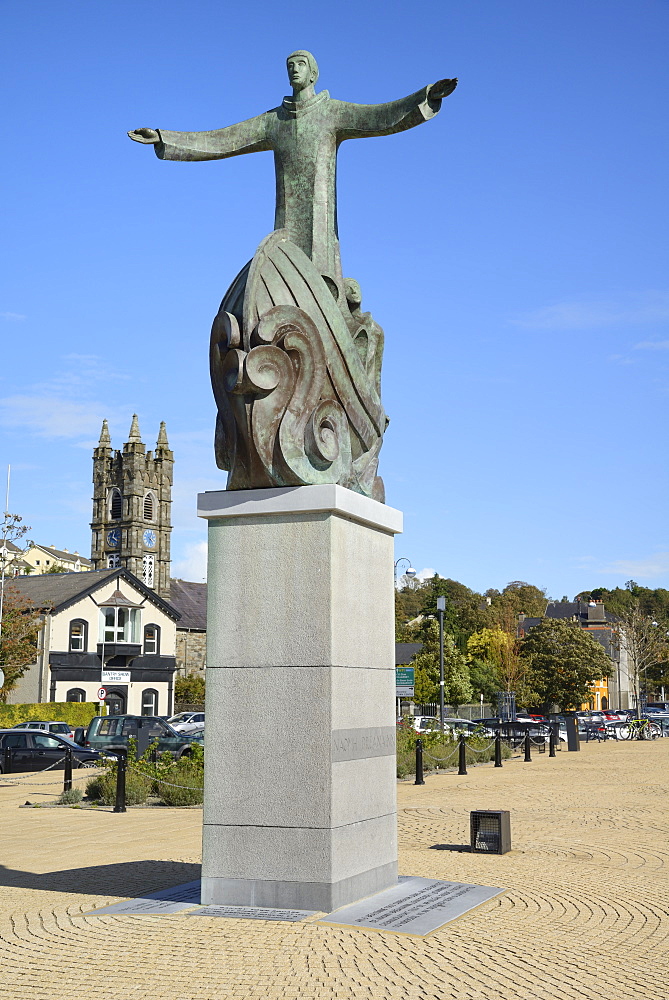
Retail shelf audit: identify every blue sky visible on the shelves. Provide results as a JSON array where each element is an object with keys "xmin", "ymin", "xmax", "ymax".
[{"xmin": 1, "ymin": 0, "xmax": 668, "ymax": 596}]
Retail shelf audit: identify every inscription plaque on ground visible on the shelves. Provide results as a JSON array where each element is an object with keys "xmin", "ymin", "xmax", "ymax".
[
  {"xmin": 188, "ymin": 905, "xmax": 315, "ymax": 921},
  {"xmin": 85, "ymin": 880, "xmax": 201, "ymax": 915},
  {"xmin": 318, "ymin": 877, "xmax": 505, "ymax": 936}
]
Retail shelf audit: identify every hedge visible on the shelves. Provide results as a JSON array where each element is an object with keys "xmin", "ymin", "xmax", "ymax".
[{"xmin": 0, "ymin": 702, "xmax": 101, "ymax": 728}]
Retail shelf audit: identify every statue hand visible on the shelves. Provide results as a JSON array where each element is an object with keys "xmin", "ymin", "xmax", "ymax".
[
  {"xmin": 128, "ymin": 127, "xmax": 160, "ymax": 144},
  {"xmin": 427, "ymin": 78, "xmax": 458, "ymax": 101}
]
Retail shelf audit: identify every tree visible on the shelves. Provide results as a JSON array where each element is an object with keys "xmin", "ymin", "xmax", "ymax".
[
  {"xmin": 175, "ymin": 673, "xmax": 205, "ymax": 705},
  {"xmin": 519, "ymin": 618, "xmax": 611, "ymax": 713},
  {"xmin": 0, "ymin": 585, "xmax": 46, "ymax": 702},
  {"xmin": 410, "ymin": 619, "xmax": 472, "ymax": 710},
  {"xmin": 486, "ymin": 581, "xmax": 548, "ymax": 632},
  {"xmin": 44, "ymin": 564, "xmax": 68, "ymax": 574},
  {"xmin": 611, "ymin": 602, "xmax": 669, "ymax": 714},
  {"xmin": 466, "ymin": 626, "xmax": 531, "ymax": 706}
]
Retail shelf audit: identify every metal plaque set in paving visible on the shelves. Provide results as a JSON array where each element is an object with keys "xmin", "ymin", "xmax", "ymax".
[{"xmin": 85, "ymin": 876, "xmax": 504, "ymax": 935}]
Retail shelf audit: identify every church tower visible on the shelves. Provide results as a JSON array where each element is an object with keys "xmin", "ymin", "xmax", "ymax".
[{"xmin": 91, "ymin": 416, "xmax": 173, "ymax": 599}]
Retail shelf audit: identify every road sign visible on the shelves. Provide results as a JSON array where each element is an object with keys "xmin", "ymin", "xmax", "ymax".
[
  {"xmin": 97, "ymin": 687, "xmax": 107, "ymax": 700},
  {"xmin": 0, "ymin": 668, "xmax": 4, "ymax": 689},
  {"xmin": 396, "ymin": 667, "xmax": 415, "ymax": 698}
]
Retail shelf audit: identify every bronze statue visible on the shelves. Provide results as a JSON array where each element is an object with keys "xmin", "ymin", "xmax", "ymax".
[{"xmin": 130, "ymin": 52, "xmax": 456, "ymax": 500}]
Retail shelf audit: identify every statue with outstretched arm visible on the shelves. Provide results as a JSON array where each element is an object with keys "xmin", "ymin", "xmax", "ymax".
[{"xmin": 129, "ymin": 50, "xmax": 457, "ymax": 287}]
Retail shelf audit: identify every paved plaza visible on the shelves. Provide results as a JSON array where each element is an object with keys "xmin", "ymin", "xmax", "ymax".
[{"xmin": 0, "ymin": 739, "xmax": 667, "ymax": 999}]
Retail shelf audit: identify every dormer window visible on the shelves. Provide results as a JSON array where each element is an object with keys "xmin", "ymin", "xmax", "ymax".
[
  {"xmin": 143, "ymin": 491, "xmax": 156, "ymax": 521},
  {"xmin": 110, "ymin": 488, "xmax": 122, "ymax": 520}
]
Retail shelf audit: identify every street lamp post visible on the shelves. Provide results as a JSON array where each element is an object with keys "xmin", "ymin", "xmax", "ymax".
[
  {"xmin": 437, "ymin": 596, "xmax": 446, "ymax": 733},
  {"xmin": 394, "ymin": 557, "xmax": 416, "ymax": 587}
]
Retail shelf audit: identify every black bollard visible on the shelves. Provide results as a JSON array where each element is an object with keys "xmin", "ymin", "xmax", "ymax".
[
  {"xmin": 414, "ymin": 739, "xmax": 425, "ymax": 785},
  {"xmin": 549, "ymin": 726, "xmax": 556, "ymax": 758},
  {"xmin": 494, "ymin": 730, "xmax": 503, "ymax": 767},
  {"xmin": 458, "ymin": 733, "xmax": 467, "ymax": 775},
  {"xmin": 3, "ymin": 746, "xmax": 11, "ymax": 775},
  {"xmin": 524, "ymin": 730, "xmax": 532, "ymax": 762},
  {"xmin": 113, "ymin": 750, "xmax": 127, "ymax": 813},
  {"xmin": 63, "ymin": 748, "xmax": 73, "ymax": 792}
]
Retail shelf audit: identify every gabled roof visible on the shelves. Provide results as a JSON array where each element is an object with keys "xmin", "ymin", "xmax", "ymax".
[
  {"xmin": 169, "ymin": 579, "xmax": 207, "ymax": 630},
  {"xmin": 544, "ymin": 601, "xmax": 618, "ymax": 624},
  {"xmin": 0, "ymin": 539, "xmax": 22, "ymax": 554},
  {"xmin": 29, "ymin": 543, "xmax": 92, "ymax": 565},
  {"xmin": 395, "ymin": 642, "xmax": 423, "ymax": 665},
  {"xmin": 7, "ymin": 568, "xmax": 180, "ymax": 620}
]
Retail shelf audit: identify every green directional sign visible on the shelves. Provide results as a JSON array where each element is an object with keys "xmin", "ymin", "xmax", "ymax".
[{"xmin": 396, "ymin": 667, "xmax": 415, "ymax": 698}]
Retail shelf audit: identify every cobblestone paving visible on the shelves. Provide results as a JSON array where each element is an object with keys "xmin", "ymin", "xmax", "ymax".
[{"xmin": 0, "ymin": 740, "xmax": 667, "ymax": 998}]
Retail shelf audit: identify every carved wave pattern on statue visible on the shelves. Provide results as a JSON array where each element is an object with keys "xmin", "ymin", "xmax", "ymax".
[{"xmin": 210, "ymin": 230, "xmax": 386, "ymax": 499}]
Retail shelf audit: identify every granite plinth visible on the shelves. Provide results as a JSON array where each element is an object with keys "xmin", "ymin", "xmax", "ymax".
[{"xmin": 198, "ymin": 485, "xmax": 401, "ymax": 911}]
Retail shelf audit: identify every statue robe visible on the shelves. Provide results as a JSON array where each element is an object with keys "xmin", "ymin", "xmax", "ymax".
[{"xmin": 155, "ymin": 87, "xmax": 441, "ymax": 289}]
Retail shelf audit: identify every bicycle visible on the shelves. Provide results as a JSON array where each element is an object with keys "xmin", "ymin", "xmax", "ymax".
[{"xmin": 616, "ymin": 717, "xmax": 661, "ymax": 741}]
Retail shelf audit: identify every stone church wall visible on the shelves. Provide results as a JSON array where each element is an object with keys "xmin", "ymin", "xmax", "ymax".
[{"xmin": 176, "ymin": 630, "xmax": 207, "ymax": 676}]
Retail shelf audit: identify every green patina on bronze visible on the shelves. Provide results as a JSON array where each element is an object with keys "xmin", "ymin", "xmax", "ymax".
[{"xmin": 129, "ymin": 52, "xmax": 457, "ymax": 499}]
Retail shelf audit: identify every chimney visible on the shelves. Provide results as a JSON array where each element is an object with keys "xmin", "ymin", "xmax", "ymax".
[{"xmin": 587, "ymin": 600, "xmax": 606, "ymax": 622}]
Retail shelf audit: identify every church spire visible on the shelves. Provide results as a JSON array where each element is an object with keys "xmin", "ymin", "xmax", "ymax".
[
  {"xmin": 156, "ymin": 421, "xmax": 169, "ymax": 449},
  {"xmin": 127, "ymin": 413, "xmax": 142, "ymax": 443},
  {"xmin": 98, "ymin": 419, "xmax": 111, "ymax": 447}
]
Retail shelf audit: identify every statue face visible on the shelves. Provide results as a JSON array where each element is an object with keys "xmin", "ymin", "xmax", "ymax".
[{"xmin": 287, "ymin": 55, "xmax": 313, "ymax": 91}]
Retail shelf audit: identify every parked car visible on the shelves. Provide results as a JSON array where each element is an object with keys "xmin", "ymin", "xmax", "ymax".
[
  {"xmin": 442, "ymin": 717, "xmax": 493, "ymax": 735},
  {"xmin": 167, "ymin": 711, "xmax": 205, "ymax": 734},
  {"xmin": 78, "ymin": 715, "xmax": 199, "ymax": 760},
  {"xmin": 410, "ymin": 716, "xmax": 441, "ymax": 733},
  {"xmin": 0, "ymin": 730, "xmax": 102, "ymax": 772},
  {"xmin": 12, "ymin": 720, "xmax": 75, "ymax": 739}
]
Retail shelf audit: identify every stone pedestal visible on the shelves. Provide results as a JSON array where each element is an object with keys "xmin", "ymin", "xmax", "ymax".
[{"xmin": 197, "ymin": 484, "xmax": 402, "ymax": 911}]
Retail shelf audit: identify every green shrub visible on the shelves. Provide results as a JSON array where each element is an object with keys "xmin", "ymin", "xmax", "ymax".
[
  {"xmin": 85, "ymin": 775, "xmax": 105, "ymax": 800},
  {"xmin": 57, "ymin": 787, "xmax": 83, "ymax": 805},
  {"xmin": 395, "ymin": 723, "xmax": 511, "ymax": 778},
  {"xmin": 156, "ymin": 758, "xmax": 204, "ymax": 806},
  {"xmin": 84, "ymin": 769, "xmax": 150, "ymax": 805},
  {"xmin": 0, "ymin": 702, "xmax": 101, "ymax": 728}
]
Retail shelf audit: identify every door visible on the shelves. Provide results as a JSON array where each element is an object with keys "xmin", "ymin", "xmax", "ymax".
[
  {"xmin": 1, "ymin": 733, "xmax": 33, "ymax": 771},
  {"xmin": 105, "ymin": 690, "xmax": 126, "ymax": 716},
  {"xmin": 31, "ymin": 733, "xmax": 69, "ymax": 770}
]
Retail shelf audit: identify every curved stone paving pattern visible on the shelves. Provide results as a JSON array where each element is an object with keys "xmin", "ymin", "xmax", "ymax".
[{"xmin": 0, "ymin": 740, "xmax": 667, "ymax": 999}]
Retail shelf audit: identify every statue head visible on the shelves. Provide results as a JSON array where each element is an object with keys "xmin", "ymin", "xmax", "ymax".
[
  {"xmin": 286, "ymin": 50, "xmax": 319, "ymax": 93},
  {"xmin": 345, "ymin": 278, "xmax": 362, "ymax": 309}
]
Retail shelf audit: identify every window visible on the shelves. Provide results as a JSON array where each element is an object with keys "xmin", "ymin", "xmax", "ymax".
[
  {"xmin": 109, "ymin": 488, "xmax": 122, "ymax": 520},
  {"xmin": 108, "ymin": 554, "xmax": 121, "ymax": 569},
  {"xmin": 66, "ymin": 689, "xmax": 86, "ymax": 702},
  {"xmin": 68, "ymin": 620, "xmax": 88, "ymax": 653},
  {"xmin": 144, "ymin": 624, "xmax": 160, "ymax": 654},
  {"xmin": 97, "ymin": 718, "xmax": 119, "ymax": 737},
  {"xmin": 33, "ymin": 734, "xmax": 63, "ymax": 749},
  {"xmin": 142, "ymin": 554, "xmax": 155, "ymax": 587},
  {"xmin": 141, "ymin": 718, "xmax": 167, "ymax": 737},
  {"xmin": 144, "ymin": 492, "xmax": 156, "ymax": 521},
  {"xmin": 141, "ymin": 689, "xmax": 159, "ymax": 716},
  {"xmin": 1, "ymin": 733, "xmax": 28, "ymax": 749},
  {"xmin": 121, "ymin": 718, "xmax": 139, "ymax": 737},
  {"xmin": 100, "ymin": 607, "xmax": 139, "ymax": 644}
]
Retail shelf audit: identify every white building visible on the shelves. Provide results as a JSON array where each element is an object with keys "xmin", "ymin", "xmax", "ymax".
[{"xmin": 7, "ymin": 567, "xmax": 180, "ymax": 716}]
